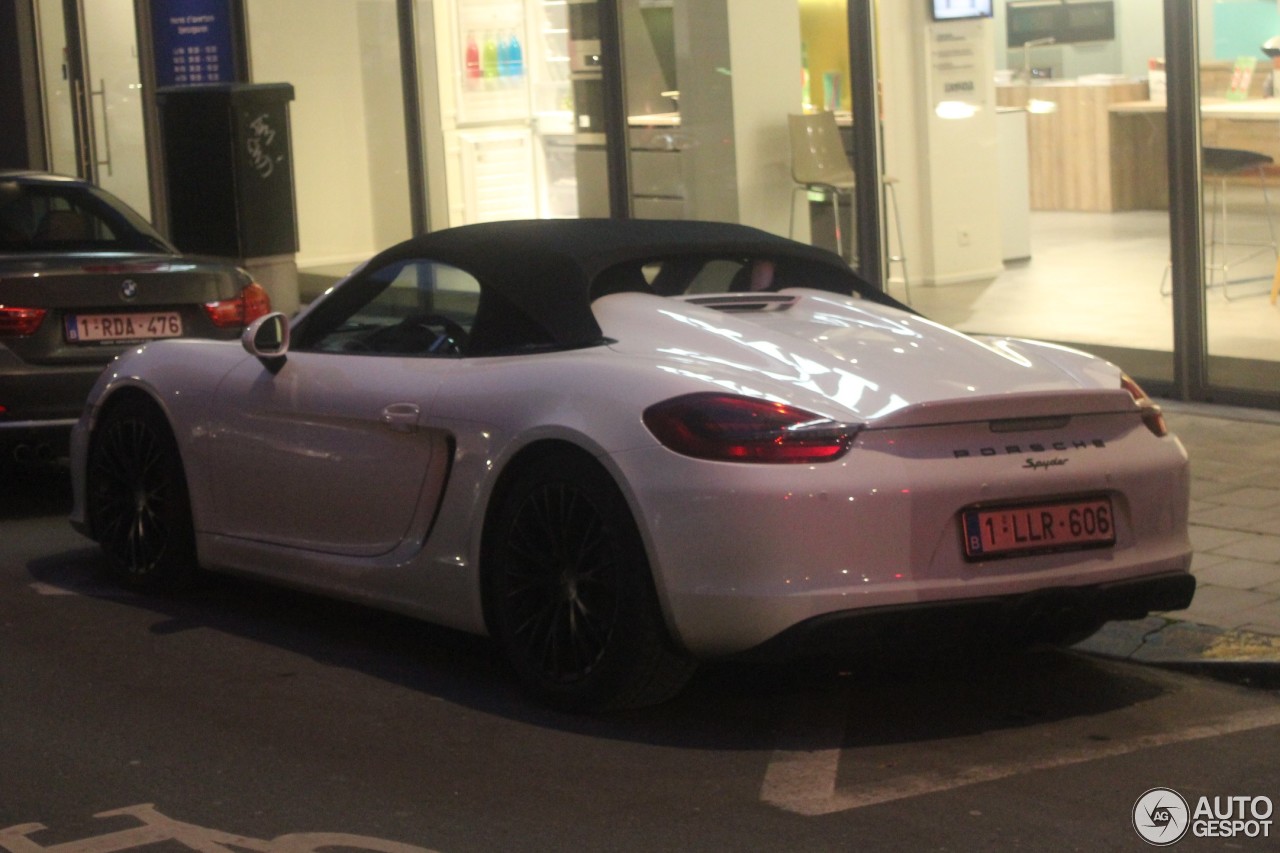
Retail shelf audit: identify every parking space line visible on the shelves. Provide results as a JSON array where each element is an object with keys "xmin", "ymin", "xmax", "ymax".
[
  {"xmin": 29, "ymin": 582, "xmax": 79, "ymax": 596},
  {"xmin": 761, "ymin": 702, "xmax": 1280, "ymax": 816}
]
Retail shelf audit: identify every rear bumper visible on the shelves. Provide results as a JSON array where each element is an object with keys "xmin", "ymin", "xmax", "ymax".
[
  {"xmin": 734, "ymin": 571, "xmax": 1197, "ymax": 662},
  {"xmin": 0, "ymin": 359, "xmax": 103, "ymax": 459},
  {"xmin": 0, "ymin": 359, "xmax": 104, "ymax": 423},
  {"xmin": 0, "ymin": 418, "xmax": 77, "ymax": 460}
]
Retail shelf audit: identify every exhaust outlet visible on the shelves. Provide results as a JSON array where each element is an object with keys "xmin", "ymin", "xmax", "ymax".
[{"xmin": 10, "ymin": 443, "xmax": 56, "ymax": 465}]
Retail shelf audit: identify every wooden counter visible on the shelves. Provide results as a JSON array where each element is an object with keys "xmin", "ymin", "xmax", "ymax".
[
  {"xmin": 996, "ymin": 81, "xmax": 1149, "ymax": 212},
  {"xmin": 1109, "ymin": 98, "xmax": 1280, "ymax": 211}
]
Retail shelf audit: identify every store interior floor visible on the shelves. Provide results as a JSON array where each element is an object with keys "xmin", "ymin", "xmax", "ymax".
[
  {"xmin": 295, "ymin": 207, "xmax": 1280, "ymax": 368},
  {"xmin": 908, "ymin": 209, "xmax": 1280, "ymax": 365}
]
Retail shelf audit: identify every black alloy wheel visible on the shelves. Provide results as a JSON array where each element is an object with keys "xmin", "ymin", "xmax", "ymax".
[
  {"xmin": 485, "ymin": 451, "xmax": 696, "ymax": 712},
  {"xmin": 87, "ymin": 400, "xmax": 196, "ymax": 589}
]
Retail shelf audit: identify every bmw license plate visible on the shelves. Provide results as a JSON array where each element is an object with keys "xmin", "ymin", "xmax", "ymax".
[
  {"xmin": 962, "ymin": 496, "xmax": 1114, "ymax": 560},
  {"xmin": 66, "ymin": 312, "xmax": 183, "ymax": 343}
]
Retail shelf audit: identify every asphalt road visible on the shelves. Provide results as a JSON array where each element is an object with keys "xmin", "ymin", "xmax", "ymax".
[{"xmin": 2, "ymin": 463, "xmax": 1278, "ymax": 852}]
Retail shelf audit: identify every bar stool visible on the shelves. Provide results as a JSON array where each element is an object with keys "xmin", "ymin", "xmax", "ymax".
[
  {"xmin": 788, "ymin": 112, "xmax": 856, "ymax": 259},
  {"xmin": 788, "ymin": 111, "xmax": 911, "ymax": 304},
  {"xmin": 1163, "ymin": 147, "xmax": 1279, "ymax": 299},
  {"xmin": 882, "ymin": 175, "xmax": 910, "ymax": 304}
]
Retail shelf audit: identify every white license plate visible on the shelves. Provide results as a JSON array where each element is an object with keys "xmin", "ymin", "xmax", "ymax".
[
  {"xmin": 961, "ymin": 496, "xmax": 1115, "ymax": 560},
  {"xmin": 66, "ymin": 312, "xmax": 183, "ymax": 343}
]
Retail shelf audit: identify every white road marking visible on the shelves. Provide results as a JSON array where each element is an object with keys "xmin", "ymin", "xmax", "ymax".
[
  {"xmin": 28, "ymin": 582, "xmax": 80, "ymax": 596},
  {"xmin": 29, "ymin": 581, "xmax": 135, "ymax": 599},
  {"xmin": 0, "ymin": 803, "xmax": 436, "ymax": 853},
  {"xmin": 761, "ymin": 701, "xmax": 1280, "ymax": 816}
]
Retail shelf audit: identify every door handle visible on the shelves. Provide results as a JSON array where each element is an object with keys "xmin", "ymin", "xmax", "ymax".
[
  {"xmin": 380, "ymin": 403, "xmax": 420, "ymax": 432},
  {"xmin": 91, "ymin": 78, "xmax": 112, "ymax": 175}
]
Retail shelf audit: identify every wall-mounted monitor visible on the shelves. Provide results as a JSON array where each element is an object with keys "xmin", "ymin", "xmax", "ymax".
[{"xmin": 930, "ymin": 0, "xmax": 993, "ymax": 21}]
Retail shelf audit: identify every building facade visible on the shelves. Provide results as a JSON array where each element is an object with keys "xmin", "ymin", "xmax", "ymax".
[{"xmin": 4, "ymin": 0, "xmax": 1279, "ymax": 408}]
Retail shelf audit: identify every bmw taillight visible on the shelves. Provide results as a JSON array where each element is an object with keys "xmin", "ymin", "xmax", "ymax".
[
  {"xmin": 203, "ymin": 282, "xmax": 272, "ymax": 329},
  {"xmin": 642, "ymin": 392, "xmax": 858, "ymax": 463},
  {"xmin": 1121, "ymin": 373, "xmax": 1168, "ymax": 437},
  {"xmin": 0, "ymin": 305, "xmax": 47, "ymax": 336}
]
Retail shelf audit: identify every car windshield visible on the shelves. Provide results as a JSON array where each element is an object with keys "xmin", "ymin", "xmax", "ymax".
[{"xmin": 0, "ymin": 181, "xmax": 173, "ymax": 254}]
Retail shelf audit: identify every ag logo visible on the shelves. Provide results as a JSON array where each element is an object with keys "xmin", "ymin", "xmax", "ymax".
[{"xmin": 1134, "ymin": 787, "xmax": 1190, "ymax": 846}]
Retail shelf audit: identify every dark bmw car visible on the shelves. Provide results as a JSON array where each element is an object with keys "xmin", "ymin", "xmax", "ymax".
[{"xmin": 0, "ymin": 170, "xmax": 271, "ymax": 463}]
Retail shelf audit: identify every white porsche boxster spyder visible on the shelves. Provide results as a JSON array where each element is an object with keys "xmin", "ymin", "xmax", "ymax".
[{"xmin": 69, "ymin": 219, "xmax": 1194, "ymax": 710}]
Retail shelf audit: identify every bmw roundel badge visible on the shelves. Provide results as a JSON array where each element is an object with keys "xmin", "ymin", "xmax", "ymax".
[{"xmin": 120, "ymin": 279, "xmax": 139, "ymax": 301}]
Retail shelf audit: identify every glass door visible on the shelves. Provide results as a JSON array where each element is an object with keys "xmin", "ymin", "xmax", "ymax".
[
  {"xmin": 33, "ymin": 0, "xmax": 76, "ymax": 177},
  {"xmin": 34, "ymin": 0, "xmax": 152, "ymax": 218},
  {"xmin": 78, "ymin": 0, "xmax": 151, "ymax": 217},
  {"xmin": 1202, "ymin": 2, "xmax": 1280, "ymax": 399}
]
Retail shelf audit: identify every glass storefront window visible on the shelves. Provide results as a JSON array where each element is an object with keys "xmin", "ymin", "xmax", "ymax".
[
  {"xmin": 415, "ymin": 0, "xmax": 855, "ymax": 244},
  {"xmin": 878, "ymin": 1, "xmax": 1175, "ymax": 386},
  {"xmin": 245, "ymin": 0, "xmax": 413, "ymax": 298},
  {"xmin": 13, "ymin": 0, "xmax": 1280, "ymax": 404},
  {"xmin": 1204, "ymin": 1, "xmax": 1280, "ymax": 396},
  {"xmin": 417, "ymin": 0, "xmax": 612, "ymax": 228},
  {"xmin": 619, "ymin": 1, "xmax": 813, "ymax": 241}
]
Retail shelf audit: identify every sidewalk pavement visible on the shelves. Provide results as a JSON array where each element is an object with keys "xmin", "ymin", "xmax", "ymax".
[{"xmin": 1076, "ymin": 400, "xmax": 1280, "ymax": 671}]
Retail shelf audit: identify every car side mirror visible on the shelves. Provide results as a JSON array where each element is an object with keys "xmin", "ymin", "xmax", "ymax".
[{"xmin": 242, "ymin": 312, "xmax": 290, "ymax": 371}]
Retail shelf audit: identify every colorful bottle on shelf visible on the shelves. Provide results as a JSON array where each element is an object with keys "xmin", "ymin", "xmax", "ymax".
[
  {"xmin": 465, "ymin": 31, "xmax": 481, "ymax": 90},
  {"xmin": 482, "ymin": 31, "xmax": 499, "ymax": 87},
  {"xmin": 801, "ymin": 41, "xmax": 812, "ymax": 111},
  {"xmin": 507, "ymin": 31, "xmax": 524, "ymax": 80},
  {"xmin": 498, "ymin": 30, "xmax": 514, "ymax": 83}
]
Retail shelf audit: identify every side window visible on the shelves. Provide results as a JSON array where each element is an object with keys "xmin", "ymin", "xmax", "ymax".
[
  {"xmin": 592, "ymin": 257, "xmax": 784, "ymax": 298},
  {"xmin": 4, "ymin": 190, "xmax": 118, "ymax": 247},
  {"xmin": 593, "ymin": 258, "xmax": 749, "ymax": 298},
  {"xmin": 301, "ymin": 260, "xmax": 481, "ymax": 357},
  {"xmin": 687, "ymin": 259, "xmax": 748, "ymax": 293}
]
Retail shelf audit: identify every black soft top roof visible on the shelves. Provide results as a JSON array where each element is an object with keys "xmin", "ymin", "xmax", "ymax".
[{"xmin": 357, "ymin": 219, "xmax": 906, "ymax": 351}]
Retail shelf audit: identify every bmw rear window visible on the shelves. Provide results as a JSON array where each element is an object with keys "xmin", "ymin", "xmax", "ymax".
[{"xmin": 0, "ymin": 182, "xmax": 171, "ymax": 253}]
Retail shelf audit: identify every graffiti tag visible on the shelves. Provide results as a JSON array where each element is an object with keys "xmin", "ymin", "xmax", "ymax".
[{"xmin": 246, "ymin": 113, "xmax": 280, "ymax": 179}]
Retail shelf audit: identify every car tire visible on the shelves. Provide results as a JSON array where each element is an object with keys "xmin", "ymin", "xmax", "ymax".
[
  {"xmin": 484, "ymin": 450, "xmax": 697, "ymax": 712},
  {"xmin": 86, "ymin": 398, "xmax": 197, "ymax": 590}
]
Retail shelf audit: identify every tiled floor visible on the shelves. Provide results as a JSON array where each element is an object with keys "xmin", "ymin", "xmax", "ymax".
[
  {"xmin": 1166, "ymin": 403, "xmax": 1280, "ymax": 636},
  {"xmin": 909, "ymin": 209, "xmax": 1280, "ymax": 363}
]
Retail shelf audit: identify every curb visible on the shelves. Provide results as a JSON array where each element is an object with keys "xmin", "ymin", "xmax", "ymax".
[{"xmin": 1076, "ymin": 617, "xmax": 1280, "ymax": 688}]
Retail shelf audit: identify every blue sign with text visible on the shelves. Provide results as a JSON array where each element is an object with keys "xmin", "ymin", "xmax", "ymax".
[{"xmin": 151, "ymin": 0, "xmax": 235, "ymax": 87}]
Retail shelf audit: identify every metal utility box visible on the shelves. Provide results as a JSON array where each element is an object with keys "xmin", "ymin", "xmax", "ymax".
[{"xmin": 157, "ymin": 83, "xmax": 298, "ymax": 259}]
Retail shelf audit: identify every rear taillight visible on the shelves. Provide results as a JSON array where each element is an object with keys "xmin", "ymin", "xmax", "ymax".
[
  {"xmin": 1121, "ymin": 373, "xmax": 1168, "ymax": 437},
  {"xmin": 203, "ymin": 282, "xmax": 272, "ymax": 329},
  {"xmin": 0, "ymin": 305, "xmax": 48, "ymax": 336},
  {"xmin": 642, "ymin": 392, "xmax": 858, "ymax": 463}
]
